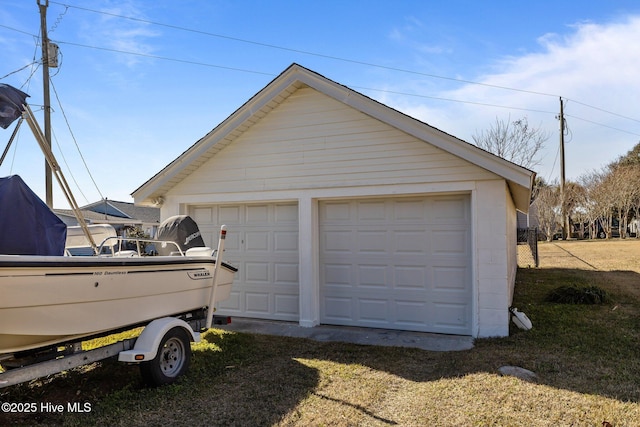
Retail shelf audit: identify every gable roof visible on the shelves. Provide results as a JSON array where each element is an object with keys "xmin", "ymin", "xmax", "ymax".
[{"xmin": 132, "ymin": 63, "xmax": 535, "ymax": 212}]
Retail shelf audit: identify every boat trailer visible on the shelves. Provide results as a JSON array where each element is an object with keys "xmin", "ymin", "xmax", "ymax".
[{"xmin": 0, "ymin": 310, "xmax": 230, "ymax": 389}]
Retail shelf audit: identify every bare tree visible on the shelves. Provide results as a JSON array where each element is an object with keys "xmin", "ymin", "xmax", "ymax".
[
  {"xmin": 608, "ymin": 165, "xmax": 640, "ymax": 238},
  {"xmin": 563, "ymin": 181, "xmax": 588, "ymax": 238},
  {"xmin": 472, "ymin": 116, "xmax": 550, "ymax": 169},
  {"xmin": 532, "ymin": 181, "xmax": 561, "ymax": 241},
  {"xmin": 580, "ymin": 169, "xmax": 616, "ymax": 239}
]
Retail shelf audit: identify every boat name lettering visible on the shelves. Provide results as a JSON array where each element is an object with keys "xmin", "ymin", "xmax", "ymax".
[{"xmin": 187, "ymin": 270, "xmax": 211, "ymax": 280}]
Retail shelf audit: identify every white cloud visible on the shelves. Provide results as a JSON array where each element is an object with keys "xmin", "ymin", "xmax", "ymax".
[
  {"xmin": 381, "ymin": 15, "xmax": 640, "ymax": 182},
  {"xmin": 77, "ymin": 1, "xmax": 160, "ymax": 68}
]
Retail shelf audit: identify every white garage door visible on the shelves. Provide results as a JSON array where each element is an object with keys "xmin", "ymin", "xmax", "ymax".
[
  {"xmin": 319, "ymin": 195, "xmax": 472, "ymax": 335},
  {"xmin": 190, "ymin": 203, "xmax": 299, "ymax": 321}
]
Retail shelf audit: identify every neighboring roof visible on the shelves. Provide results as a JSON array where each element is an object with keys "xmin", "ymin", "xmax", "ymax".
[
  {"xmin": 82, "ymin": 199, "xmax": 130, "ymax": 218},
  {"xmin": 81, "ymin": 199, "xmax": 160, "ymax": 223},
  {"xmin": 55, "ymin": 200, "xmax": 160, "ymax": 225},
  {"xmin": 132, "ymin": 63, "xmax": 535, "ymax": 212},
  {"xmin": 54, "ymin": 209, "xmax": 134, "ymax": 224}
]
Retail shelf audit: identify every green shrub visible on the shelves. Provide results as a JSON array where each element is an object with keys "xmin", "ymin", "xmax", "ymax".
[{"xmin": 545, "ymin": 285, "xmax": 609, "ymax": 304}]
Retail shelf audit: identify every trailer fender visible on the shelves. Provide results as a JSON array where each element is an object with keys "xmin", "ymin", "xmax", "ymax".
[{"xmin": 118, "ymin": 317, "xmax": 200, "ymax": 363}]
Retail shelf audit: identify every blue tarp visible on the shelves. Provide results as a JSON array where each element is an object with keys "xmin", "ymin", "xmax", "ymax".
[
  {"xmin": 0, "ymin": 84, "xmax": 29, "ymax": 129},
  {"xmin": 0, "ymin": 175, "xmax": 67, "ymax": 255}
]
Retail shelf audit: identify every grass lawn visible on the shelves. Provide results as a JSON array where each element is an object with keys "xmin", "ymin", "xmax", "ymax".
[{"xmin": 2, "ymin": 239, "xmax": 640, "ymax": 426}]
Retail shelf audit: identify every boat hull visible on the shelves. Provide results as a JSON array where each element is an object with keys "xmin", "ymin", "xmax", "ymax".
[{"xmin": 0, "ymin": 255, "xmax": 237, "ymax": 355}]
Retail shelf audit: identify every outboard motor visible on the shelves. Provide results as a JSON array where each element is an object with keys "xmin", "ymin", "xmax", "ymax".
[{"xmin": 156, "ymin": 215, "xmax": 206, "ymax": 255}]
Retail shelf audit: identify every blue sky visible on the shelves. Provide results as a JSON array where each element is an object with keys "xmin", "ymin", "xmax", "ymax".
[{"xmin": 2, "ymin": 1, "xmax": 640, "ymax": 208}]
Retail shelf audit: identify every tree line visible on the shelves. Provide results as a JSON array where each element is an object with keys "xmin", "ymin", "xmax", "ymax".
[
  {"xmin": 534, "ymin": 142, "xmax": 640, "ymax": 241},
  {"xmin": 472, "ymin": 115, "xmax": 640, "ymax": 242}
]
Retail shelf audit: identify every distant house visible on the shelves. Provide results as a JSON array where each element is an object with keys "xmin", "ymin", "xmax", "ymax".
[
  {"xmin": 132, "ymin": 64, "xmax": 535, "ymax": 338},
  {"xmin": 55, "ymin": 199, "xmax": 160, "ymax": 238}
]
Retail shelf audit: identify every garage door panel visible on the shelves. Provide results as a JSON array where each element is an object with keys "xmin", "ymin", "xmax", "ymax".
[
  {"xmin": 219, "ymin": 291, "xmax": 241, "ymax": 312},
  {"xmin": 432, "ymin": 198, "xmax": 468, "ymax": 221},
  {"xmin": 274, "ymin": 294, "xmax": 299, "ymax": 315},
  {"xmin": 357, "ymin": 230, "xmax": 388, "ymax": 253},
  {"xmin": 322, "ymin": 202, "xmax": 351, "ymax": 222},
  {"xmin": 395, "ymin": 300, "xmax": 427, "ymax": 325},
  {"xmin": 245, "ymin": 262, "xmax": 270, "ymax": 283},
  {"xmin": 394, "ymin": 199, "xmax": 426, "ymax": 220},
  {"xmin": 219, "ymin": 205, "xmax": 242, "ymax": 223},
  {"xmin": 274, "ymin": 262, "xmax": 299, "ymax": 284},
  {"xmin": 244, "ymin": 286, "xmax": 300, "ymax": 318},
  {"xmin": 357, "ymin": 201, "xmax": 386, "ymax": 220},
  {"xmin": 433, "ymin": 266, "xmax": 468, "ymax": 291},
  {"xmin": 275, "ymin": 204, "xmax": 298, "ymax": 223},
  {"xmin": 394, "ymin": 230, "xmax": 428, "ymax": 254},
  {"xmin": 245, "ymin": 231, "xmax": 270, "ymax": 251},
  {"xmin": 324, "ymin": 263, "xmax": 353, "ymax": 285},
  {"xmin": 192, "ymin": 207, "xmax": 215, "ymax": 224},
  {"xmin": 432, "ymin": 302, "xmax": 469, "ymax": 329},
  {"xmin": 394, "ymin": 266, "xmax": 427, "ymax": 289},
  {"xmin": 323, "ymin": 230, "xmax": 354, "ymax": 253},
  {"xmin": 432, "ymin": 230, "xmax": 468, "ymax": 254},
  {"xmin": 320, "ymin": 196, "xmax": 471, "ymax": 335},
  {"xmin": 275, "ymin": 232, "xmax": 298, "ymax": 252},
  {"xmin": 189, "ymin": 203, "xmax": 299, "ymax": 321},
  {"xmin": 223, "ymin": 231, "xmax": 242, "ymax": 252},
  {"xmin": 358, "ymin": 264, "xmax": 388, "ymax": 287},
  {"xmin": 359, "ymin": 299, "xmax": 389, "ymax": 322},
  {"xmin": 246, "ymin": 292, "xmax": 270, "ymax": 314},
  {"xmin": 323, "ymin": 297, "xmax": 352, "ymax": 320},
  {"xmin": 246, "ymin": 205, "xmax": 269, "ymax": 223}
]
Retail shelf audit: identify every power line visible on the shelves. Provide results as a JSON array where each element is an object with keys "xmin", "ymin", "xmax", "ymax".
[
  {"xmin": 352, "ymin": 85, "xmax": 558, "ymax": 115},
  {"xmin": 50, "ymin": 1, "xmax": 561, "ymax": 98},
  {"xmin": 4, "ymin": 5, "xmax": 640, "ymax": 138},
  {"xmin": 0, "ymin": 23, "xmax": 36, "ymax": 37},
  {"xmin": 566, "ymin": 99, "xmax": 640, "ymax": 124},
  {"xmin": 565, "ymin": 114, "xmax": 640, "ymax": 137},
  {"xmin": 41, "ymin": 39, "xmax": 640, "ymax": 136},
  {"xmin": 49, "ymin": 77, "xmax": 104, "ymax": 201},
  {"xmin": 0, "ymin": 62, "xmax": 38, "ymax": 80},
  {"xmin": 48, "ymin": 2, "xmax": 640, "ymax": 126},
  {"xmin": 50, "ymin": 39, "xmax": 562, "ymax": 116},
  {"xmin": 52, "ymin": 40, "xmax": 274, "ymax": 77}
]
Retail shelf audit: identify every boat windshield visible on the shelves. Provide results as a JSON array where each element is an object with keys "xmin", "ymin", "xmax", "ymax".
[{"xmin": 97, "ymin": 237, "xmax": 185, "ymax": 257}]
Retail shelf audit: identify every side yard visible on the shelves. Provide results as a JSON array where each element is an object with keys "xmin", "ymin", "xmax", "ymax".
[{"xmin": 2, "ymin": 240, "xmax": 640, "ymax": 426}]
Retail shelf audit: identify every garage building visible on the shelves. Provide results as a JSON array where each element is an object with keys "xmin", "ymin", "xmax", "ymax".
[{"xmin": 132, "ymin": 64, "xmax": 535, "ymax": 338}]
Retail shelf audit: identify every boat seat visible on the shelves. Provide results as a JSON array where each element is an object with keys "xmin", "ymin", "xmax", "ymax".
[{"xmin": 185, "ymin": 247, "xmax": 213, "ymax": 257}]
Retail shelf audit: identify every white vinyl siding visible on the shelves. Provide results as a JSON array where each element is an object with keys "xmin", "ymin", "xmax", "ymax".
[
  {"xmin": 170, "ymin": 87, "xmax": 497, "ymax": 197},
  {"xmin": 189, "ymin": 203, "xmax": 299, "ymax": 321},
  {"xmin": 319, "ymin": 195, "xmax": 472, "ymax": 335}
]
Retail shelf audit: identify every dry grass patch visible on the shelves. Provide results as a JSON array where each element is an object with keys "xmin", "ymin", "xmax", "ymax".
[{"xmin": 2, "ymin": 239, "xmax": 640, "ymax": 426}]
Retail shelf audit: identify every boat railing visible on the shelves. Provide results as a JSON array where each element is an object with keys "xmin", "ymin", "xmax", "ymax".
[{"xmin": 97, "ymin": 237, "xmax": 185, "ymax": 257}]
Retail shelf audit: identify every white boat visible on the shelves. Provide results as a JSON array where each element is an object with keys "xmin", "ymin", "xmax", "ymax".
[
  {"xmin": 0, "ymin": 84, "xmax": 238, "ymax": 358},
  {"xmin": 0, "ymin": 248, "xmax": 237, "ymax": 355}
]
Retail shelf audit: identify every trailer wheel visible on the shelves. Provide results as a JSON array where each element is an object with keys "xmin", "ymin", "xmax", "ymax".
[{"xmin": 140, "ymin": 327, "xmax": 191, "ymax": 386}]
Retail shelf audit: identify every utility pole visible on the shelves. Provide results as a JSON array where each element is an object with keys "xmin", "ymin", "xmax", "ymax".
[
  {"xmin": 38, "ymin": 0, "xmax": 53, "ymax": 207},
  {"xmin": 559, "ymin": 97, "xmax": 568, "ymax": 239}
]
